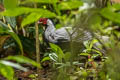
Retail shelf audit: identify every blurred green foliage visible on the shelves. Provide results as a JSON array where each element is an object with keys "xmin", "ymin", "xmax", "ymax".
[
  {"xmin": 0, "ymin": 0, "xmax": 120, "ymax": 80},
  {"xmin": 0, "ymin": 55, "xmax": 40, "ymax": 80}
]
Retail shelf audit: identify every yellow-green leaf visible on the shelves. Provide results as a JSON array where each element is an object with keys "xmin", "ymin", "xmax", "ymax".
[
  {"xmin": 24, "ymin": 0, "xmax": 58, "ymax": 3},
  {"xmin": 1, "ymin": 7, "xmax": 56, "ymax": 18},
  {"xmin": 22, "ymin": 12, "xmax": 41, "ymax": 27},
  {"xmin": 41, "ymin": 57, "xmax": 50, "ymax": 62},
  {"xmin": 0, "ymin": 63, "xmax": 14, "ymax": 80},
  {"xmin": 58, "ymin": 1, "xmax": 83, "ymax": 10},
  {"xmin": 100, "ymin": 7, "xmax": 120, "ymax": 24},
  {"xmin": 1, "ymin": 7, "xmax": 32, "ymax": 16},
  {"xmin": 9, "ymin": 32, "xmax": 24, "ymax": 55},
  {"xmin": 5, "ymin": 55, "xmax": 41, "ymax": 68},
  {"xmin": 4, "ymin": 0, "xmax": 18, "ymax": 9},
  {"xmin": 0, "ymin": 27, "xmax": 23, "ymax": 55}
]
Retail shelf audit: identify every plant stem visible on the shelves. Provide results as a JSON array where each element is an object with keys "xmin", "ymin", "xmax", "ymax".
[{"xmin": 34, "ymin": 2, "xmax": 41, "ymax": 80}]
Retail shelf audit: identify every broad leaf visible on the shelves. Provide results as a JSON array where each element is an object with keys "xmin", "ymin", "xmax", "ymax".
[
  {"xmin": 21, "ymin": 8, "xmax": 56, "ymax": 27},
  {"xmin": 0, "ymin": 60, "xmax": 28, "ymax": 71},
  {"xmin": 36, "ymin": 9, "xmax": 56, "ymax": 18},
  {"xmin": 5, "ymin": 16, "xmax": 16, "ymax": 28},
  {"xmin": 0, "ymin": 63, "xmax": 14, "ymax": 80},
  {"xmin": 64, "ymin": 52, "xmax": 71, "ymax": 62},
  {"xmin": 58, "ymin": 1, "xmax": 83, "ymax": 10},
  {"xmin": 112, "ymin": 3, "xmax": 120, "ymax": 10},
  {"xmin": 88, "ymin": 14, "xmax": 101, "ymax": 27},
  {"xmin": 8, "ymin": 32, "xmax": 24, "ymax": 54},
  {"xmin": 49, "ymin": 53, "xmax": 58, "ymax": 62},
  {"xmin": 100, "ymin": 7, "xmax": 120, "ymax": 24},
  {"xmin": 3, "ymin": 0, "xmax": 18, "ymax": 9},
  {"xmin": 0, "ymin": 21, "xmax": 9, "ymax": 29},
  {"xmin": 50, "ymin": 43, "xmax": 64, "ymax": 56},
  {"xmin": 49, "ymin": 43, "xmax": 64, "ymax": 62},
  {"xmin": 90, "ymin": 39, "xmax": 98, "ymax": 49},
  {"xmin": 22, "ymin": 12, "xmax": 41, "ymax": 27},
  {"xmin": 91, "ymin": 49, "xmax": 102, "ymax": 56},
  {"xmin": 41, "ymin": 57, "xmax": 50, "ymax": 62},
  {"xmin": 23, "ymin": 0, "xmax": 58, "ymax": 3},
  {"xmin": 5, "ymin": 55, "xmax": 41, "ymax": 68},
  {"xmin": 0, "ymin": 26, "xmax": 23, "ymax": 54},
  {"xmin": 1, "ymin": 7, "xmax": 33, "ymax": 16},
  {"xmin": 1, "ymin": 7, "xmax": 56, "ymax": 19}
]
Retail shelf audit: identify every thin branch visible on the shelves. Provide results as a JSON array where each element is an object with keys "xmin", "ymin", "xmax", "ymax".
[{"xmin": 34, "ymin": 2, "xmax": 41, "ymax": 80}]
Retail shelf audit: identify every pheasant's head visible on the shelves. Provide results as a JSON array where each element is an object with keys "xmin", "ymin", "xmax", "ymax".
[{"xmin": 38, "ymin": 18, "xmax": 48, "ymax": 25}]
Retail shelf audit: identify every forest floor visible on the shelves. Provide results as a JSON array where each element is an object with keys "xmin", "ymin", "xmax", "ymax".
[{"xmin": 0, "ymin": 64, "xmax": 52, "ymax": 80}]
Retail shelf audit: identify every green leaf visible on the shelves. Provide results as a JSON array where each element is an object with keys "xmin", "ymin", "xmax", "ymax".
[
  {"xmin": 37, "ymin": 9, "xmax": 56, "ymax": 18},
  {"xmin": 89, "ymin": 14, "xmax": 101, "ymax": 26},
  {"xmin": 49, "ymin": 43, "xmax": 64, "ymax": 56},
  {"xmin": 5, "ymin": 16, "xmax": 16, "ymax": 28},
  {"xmin": 0, "ymin": 60, "xmax": 28, "ymax": 71},
  {"xmin": 5, "ymin": 55, "xmax": 41, "ymax": 68},
  {"xmin": 83, "ymin": 41, "xmax": 90, "ymax": 49},
  {"xmin": 1, "ymin": 7, "xmax": 56, "ymax": 19},
  {"xmin": 24, "ymin": 0, "xmax": 58, "ymax": 3},
  {"xmin": 49, "ymin": 43, "xmax": 64, "ymax": 62},
  {"xmin": 90, "ymin": 39, "xmax": 98, "ymax": 49},
  {"xmin": 56, "ymin": 24, "xmax": 62, "ymax": 29},
  {"xmin": 3, "ymin": 0, "xmax": 18, "ymax": 9},
  {"xmin": 21, "ymin": 8, "xmax": 56, "ymax": 27},
  {"xmin": 8, "ymin": 32, "xmax": 24, "ymax": 54},
  {"xmin": 29, "ymin": 74, "xmax": 37, "ymax": 78},
  {"xmin": 22, "ymin": 12, "xmax": 41, "ymax": 27},
  {"xmin": 49, "ymin": 53, "xmax": 58, "ymax": 62},
  {"xmin": 0, "ymin": 27, "xmax": 23, "ymax": 54},
  {"xmin": 100, "ymin": 7, "xmax": 120, "ymax": 24},
  {"xmin": 1, "ymin": 7, "xmax": 31, "ymax": 16},
  {"xmin": 80, "ymin": 53, "xmax": 90, "ymax": 56},
  {"xmin": 91, "ymin": 54, "xmax": 100, "ymax": 59},
  {"xmin": 64, "ymin": 52, "xmax": 71, "ymax": 62},
  {"xmin": 41, "ymin": 57, "xmax": 50, "ymax": 62},
  {"xmin": 58, "ymin": 1, "xmax": 83, "ymax": 10},
  {"xmin": 1, "ymin": 7, "xmax": 33, "ymax": 16},
  {"xmin": 0, "ymin": 21, "xmax": 9, "ymax": 29},
  {"xmin": 0, "ymin": 63, "xmax": 14, "ymax": 80},
  {"xmin": 112, "ymin": 3, "xmax": 120, "ymax": 10},
  {"xmin": 49, "ymin": 43, "xmax": 58, "ymax": 52},
  {"xmin": 91, "ymin": 49, "xmax": 102, "ymax": 56}
]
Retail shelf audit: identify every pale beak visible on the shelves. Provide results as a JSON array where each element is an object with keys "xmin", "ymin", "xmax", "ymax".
[{"xmin": 37, "ymin": 21, "xmax": 42, "ymax": 24}]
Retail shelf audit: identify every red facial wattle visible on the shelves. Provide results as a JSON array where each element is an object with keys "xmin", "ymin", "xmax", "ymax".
[{"xmin": 39, "ymin": 18, "xmax": 48, "ymax": 25}]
